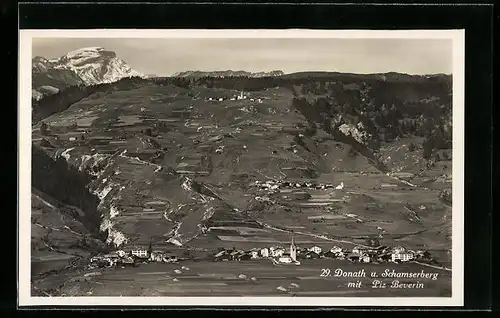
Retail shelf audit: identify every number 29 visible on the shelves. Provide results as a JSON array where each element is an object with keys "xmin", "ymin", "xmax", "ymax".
[{"xmin": 320, "ymin": 268, "xmax": 331, "ymax": 277}]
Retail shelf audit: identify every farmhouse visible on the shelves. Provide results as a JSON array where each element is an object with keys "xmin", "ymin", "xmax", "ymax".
[
  {"xmin": 392, "ymin": 245, "xmax": 406, "ymax": 254},
  {"xmin": 236, "ymin": 91, "xmax": 247, "ymax": 100},
  {"xmin": 308, "ymin": 246, "xmax": 322, "ymax": 254},
  {"xmin": 330, "ymin": 246, "xmax": 343, "ymax": 254},
  {"xmin": 131, "ymin": 249, "xmax": 149, "ymax": 259},
  {"xmin": 270, "ymin": 247, "xmax": 285, "ymax": 257},
  {"xmin": 352, "ymin": 246, "xmax": 367, "ymax": 256},
  {"xmin": 250, "ymin": 250, "xmax": 260, "ymax": 259},
  {"xmin": 361, "ymin": 255, "xmax": 371, "ymax": 263},
  {"xmin": 150, "ymin": 253, "xmax": 163, "ymax": 262},
  {"xmin": 278, "ymin": 255, "xmax": 293, "ymax": 264},
  {"xmin": 260, "ymin": 247, "xmax": 270, "ymax": 258},
  {"xmin": 391, "ymin": 251, "xmax": 415, "ymax": 263}
]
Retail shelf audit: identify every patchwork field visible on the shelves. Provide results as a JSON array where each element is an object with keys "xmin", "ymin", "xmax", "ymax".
[{"xmin": 31, "ymin": 77, "xmax": 453, "ymax": 297}]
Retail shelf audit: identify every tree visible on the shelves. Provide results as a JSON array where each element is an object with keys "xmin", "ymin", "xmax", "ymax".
[
  {"xmin": 143, "ymin": 128, "xmax": 152, "ymax": 137},
  {"xmin": 408, "ymin": 142, "xmax": 416, "ymax": 152},
  {"xmin": 366, "ymin": 237, "xmax": 380, "ymax": 247},
  {"xmin": 442, "ymin": 150, "xmax": 449, "ymax": 161},
  {"xmin": 348, "ymin": 147, "xmax": 358, "ymax": 159},
  {"xmin": 422, "ymin": 137, "xmax": 434, "ymax": 159}
]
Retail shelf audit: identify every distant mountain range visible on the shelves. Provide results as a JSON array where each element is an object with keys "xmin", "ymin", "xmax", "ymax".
[
  {"xmin": 280, "ymin": 71, "xmax": 451, "ymax": 82},
  {"xmin": 32, "ymin": 47, "xmax": 144, "ymax": 100},
  {"xmin": 172, "ymin": 70, "xmax": 285, "ymax": 78}
]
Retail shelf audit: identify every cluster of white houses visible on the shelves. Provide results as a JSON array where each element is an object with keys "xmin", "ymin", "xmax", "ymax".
[
  {"xmin": 252, "ymin": 179, "xmax": 345, "ymax": 194},
  {"xmin": 213, "ymin": 237, "xmax": 432, "ymax": 265},
  {"xmin": 88, "ymin": 241, "xmax": 180, "ymax": 269}
]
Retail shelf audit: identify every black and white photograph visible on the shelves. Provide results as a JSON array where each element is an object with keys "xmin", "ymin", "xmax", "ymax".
[{"xmin": 18, "ymin": 29, "xmax": 464, "ymax": 306}]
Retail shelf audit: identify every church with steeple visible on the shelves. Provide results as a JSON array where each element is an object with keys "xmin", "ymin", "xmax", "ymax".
[
  {"xmin": 290, "ymin": 235, "xmax": 297, "ymax": 262},
  {"xmin": 274, "ymin": 235, "xmax": 301, "ymax": 265}
]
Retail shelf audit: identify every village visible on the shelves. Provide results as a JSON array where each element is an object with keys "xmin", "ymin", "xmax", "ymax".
[
  {"xmin": 205, "ymin": 91, "xmax": 264, "ymax": 104},
  {"xmin": 210, "ymin": 236, "xmax": 435, "ymax": 266},
  {"xmin": 87, "ymin": 234, "xmax": 436, "ymax": 270}
]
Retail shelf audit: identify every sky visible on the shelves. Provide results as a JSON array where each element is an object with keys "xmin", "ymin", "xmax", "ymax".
[{"xmin": 32, "ymin": 38, "xmax": 452, "ymax": 76}]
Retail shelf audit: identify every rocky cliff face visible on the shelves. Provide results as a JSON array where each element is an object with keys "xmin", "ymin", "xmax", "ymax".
[{"xmin": 57, "ymin": 47, "xmax": 144, "ymax": 85}]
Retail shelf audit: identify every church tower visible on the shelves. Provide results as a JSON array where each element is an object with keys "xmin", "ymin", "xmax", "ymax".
[
  {"xmin": 290, "ymin": 235, "xmax": 297, "ymax": 262},
  {"xmin": 147, "ymin": 237, "xmax": 153, "ymax": 257}
]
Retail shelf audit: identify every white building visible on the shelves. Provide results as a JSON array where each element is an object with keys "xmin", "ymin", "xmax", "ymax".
[
  {"xmin": 392, "ymin": 245, "xmax": 406, "ymax": 254},
  {"xmin": 251, "ymin": 250, "xmax": 260, "ymax": 259},
  {"xmin": 330, "ymin": 246, "xmax": 343, "ymax": 254},
  {"xmin": 270, "ymin": 247, "xmax": 285, "ymax": 257},
  {"xmin": 308, "ymin": 246, "xmax": 322, "ymax": 254},
  {"xmin": 278, "ymin": 255, "xmax": 293, "ymax": 263},
  {"xmin": 116, "ymin": 250, "xmax": 126, "ymax": 258},
  {"xmin": 163, "ymin": 255, "xmax": 177, "ymax": 263},
  {"xmin": 392, "ymin": 251, "xmax": 414, "ymax": 263},
  {"xmin": 150, "ymin": 252, "xmax": 164, "ymax": 262},
  {"xmin": 236, "ymin": 91, "xmax": 248, "ymax": 100},
  {"xmin": 260, "ymin": 248, "xmax": 269, "ymax": 258},
  {"xmin": 131, "ymin": 250, "xmax": 148, "ymax": 258},
  {"xmin": 215, "ymin": 146, "xmax": 225, "ymax": 154},
  {"xmin": 352, "ymin": 246, "xmax": 365, "ymax": 256}
]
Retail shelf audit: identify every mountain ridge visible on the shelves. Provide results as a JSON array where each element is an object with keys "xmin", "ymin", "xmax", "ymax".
[{"xmin": 172, "ymin": 70, "xmax": 285, "ymax": 78}]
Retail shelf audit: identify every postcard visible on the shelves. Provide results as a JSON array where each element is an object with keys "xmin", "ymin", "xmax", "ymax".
[{"xmin": 18, "ymin": 29, "xmax": 464, "ymax": 307}]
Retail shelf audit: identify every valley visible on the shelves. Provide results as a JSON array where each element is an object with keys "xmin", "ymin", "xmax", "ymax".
[{"xmin": 29, "ymin": 56, "xmax": 453, "ymax": 297}]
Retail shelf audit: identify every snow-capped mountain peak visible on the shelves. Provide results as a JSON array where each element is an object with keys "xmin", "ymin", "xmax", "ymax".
[
  {"xmin": 32, "ymin": 47, "xmax": 145, "ymax": 100},
  {"xmin": 55, "ymin": 47, "xmax": 144, "ymax": 85}
]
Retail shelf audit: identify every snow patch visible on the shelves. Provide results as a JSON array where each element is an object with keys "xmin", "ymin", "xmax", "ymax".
[
  {"xmin": 106, "ymin": 229, "xmax": 128, "ymax": 248},
  {"xmin": 181, "ymin": 177, "xmax": 193, "ymax": 191},
  {"xmin": 95, "ymin": 184, "xmax": 113, "ymax": 200},
  {"xmin": 202, "ymin": 206, "xmax": 215, "ymax": 221},
  {"xmin": 56, "ymin": 47, "xmax": 144, "ymax": 86},
  {"xmin": 109, "ymin": 204, "xmax": 120, "ymax": 219},
  {"xmin": 60, "ymin": 147, "xmax": 75, "ymax": 161}
]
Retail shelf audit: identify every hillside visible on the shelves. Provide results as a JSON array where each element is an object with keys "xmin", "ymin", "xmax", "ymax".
[{"xmin": 31, "ymin": 72, "xmax": 453, "ymax": 296}]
